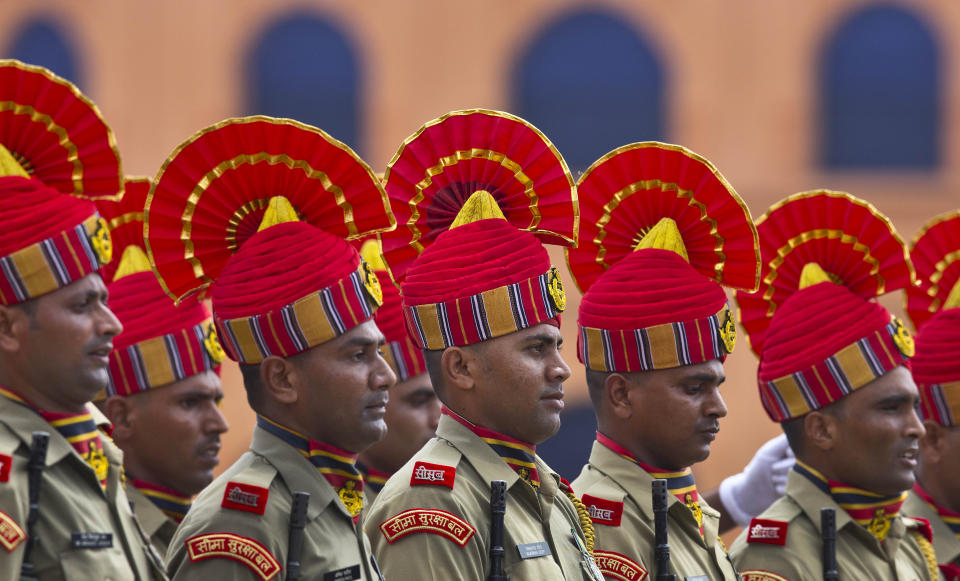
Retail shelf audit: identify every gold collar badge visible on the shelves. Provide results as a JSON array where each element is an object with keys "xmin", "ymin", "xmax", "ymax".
[
  {"xmin": 547, "ymin": 266, "xmax": 566, "ymax": 312},
  {"xmin": 361, "ymin": 261, "xmax": 383, "ymax": 307},
  {"xmin": 718, "ymin": 308, "xmax": 737, "ymax": 354},
  {"xmin": 91, "ymin": 217, "xmax": 113, "ymax": 266},
  {"xmin": 203, "ymin": 323, "xmax": 227, "ymax": 364},
  {"xmin": 338, "ymin": 480, "xmax": 363, "ymax": 517},
  {"xmin": 892, "ymin": 317, "xmax": 914, "ymax": 358}
]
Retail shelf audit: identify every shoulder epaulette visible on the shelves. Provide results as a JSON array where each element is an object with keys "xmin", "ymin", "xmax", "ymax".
[
  {"xmin": 220, "ymin": 459, "xmax": 277, "ymax": 516},
  {"xmin": 409, "ymin": 461, "xmax": 456, "ymax": 489},
  {"xmin": 581, "ymin": 494, "xmax": 624, "ymax": 527},
  {"xmin": 746, "ymin": 518, "xmax": 789, "ymax": 546},
  {"xmin": 408, "ymin": 439, "xmax": 461, "ymax": 489}
]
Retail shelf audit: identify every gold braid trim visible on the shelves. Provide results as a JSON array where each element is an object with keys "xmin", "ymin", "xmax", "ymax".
[
  {"xmin": 910, "ymin": 530, "xmax": 939, "ymax": 581},
  {"xmin": 565, "ymin": 490, "xmax": 596, "ymax": 554},
  {"xmin": 716, "ymin": 536, "xmax": 727, "ymax": 551}
]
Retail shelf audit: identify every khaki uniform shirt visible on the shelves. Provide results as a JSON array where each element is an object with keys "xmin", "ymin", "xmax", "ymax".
[
  {"xmin": 0, "ymin": 397, "xmax": 166, "ymax": 581},
  {"xmin": 365, "ymin": 415, "xmax": 603, "ymax": 580},
  {"xmin": 904, "ymin": 489, "xmax": 960, "ymax": 570},
  {"xmin": 572, "ymin": 440, "xmax": 739, "ymax": 580},
  {"xmin": 127, "ymin": 485, "xmax": 179, "ymax": 559},
  {"xmin": 730, "ymin": 470, "xmax": 939, "ymax": 581},
  {"xmin": 166, "ymin": 424, "xmax": 381, "ymax": 581}
]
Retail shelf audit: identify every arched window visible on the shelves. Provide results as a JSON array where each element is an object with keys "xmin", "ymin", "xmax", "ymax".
[
  {"xmin": 8, "ymin": 17, "xmax": 82, "ymax": 88},
  {"xmin": 246, "ymin": 12, "xmax": 362, "ymax": 153},
  {"xmin": 512, "ymin": 9, "xmax": 665, "ymax": 172},
  {"xmin": 820, "ymin": 5, "xmax": 940, "ymax": 169}
]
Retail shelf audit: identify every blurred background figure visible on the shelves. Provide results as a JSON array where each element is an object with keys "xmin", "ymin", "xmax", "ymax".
[
  {"xmin": 904, "ymin": 211, "xmax": 960, "ymax": 580},
  {"xmin": 96, "ymin": 177, "xmax": 228, "ymax": 556},
  {"xmin": 355, "ymin": 240, "xmax": 440, "ymax": 507}
]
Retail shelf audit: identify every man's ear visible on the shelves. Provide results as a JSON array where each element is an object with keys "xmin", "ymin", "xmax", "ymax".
[
  {"xmin": 261, "ymin": 356, "xmax": 299, "ymax": 405},
  {"xmin": 441, "ymin": 346, "xmax": 476, "ymax": 393},
  {"xmin": 918, "ymin": 419, "xmax": 945, "ymax": 463},
  {"xmin": 804, "ymin": 410, "xmax": 839, "ymax": 452},
  {"xmin": 0, "ymin": 305, "xmax": 26, "ymax": 352},
  {"xmin": 607, "ymin": 373, "xmax": 634, "ymax": 420},
  {"xmin": 103, "ymin": 396, "xmax": 136, "ymax": 443}
]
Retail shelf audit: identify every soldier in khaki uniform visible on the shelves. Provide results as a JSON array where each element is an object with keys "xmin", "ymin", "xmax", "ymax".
[
  {"xmin": 904, "ymin": 211, "xmax": 960, "ymax": 580},
  {"xmin": 366, "ymin": 110, "xmax": 602, "ymax": 580},
  {"xmin": 95, "ymin": 178, "xmax": 229, "ymax": 556},
  {"xmin": 355, "ymin": 241, "xmax": 439, "ymax": 510},
  {"xmin": 148, "ymin": 118, "xmax": 397, "ymax": 580},
  {"xmin": 0, "ymin": 60, "xmax": 166, "ymax": 580},
  {"xmin": 730, "ymin": 192, "xmax": 939, "ymax": 581},
  {"xmin": 566, "ymin": 143, "xmax": 761, "ymax": 580}
]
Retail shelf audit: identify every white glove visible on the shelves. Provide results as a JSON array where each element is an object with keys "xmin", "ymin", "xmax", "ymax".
[{"xmin": 718, "ymin": 433, "xmax": 795, "ymax": 528}]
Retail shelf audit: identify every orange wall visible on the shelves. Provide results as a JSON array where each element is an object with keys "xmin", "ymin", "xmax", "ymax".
[{"xmin": 2, "ymin": 0, "xmax": 958, "ymax": 513}]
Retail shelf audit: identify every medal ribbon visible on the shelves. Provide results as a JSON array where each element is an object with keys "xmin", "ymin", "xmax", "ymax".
[
  {"xmin": 913, "ymin": 483, "xmax": 960, "ymax": 546},
  {"xmin": 131, "ymin": 478, "xmax": 191, "ymax": 523},
  {"xmin": 257, "ymin": 415, "xmax": 364, "ymax": 519},
  {"xmin": 443, "ymin": 406, "xmax": 541, "ymax": 488},
  {"xmin": 794, "ymin": 460, "xmax": 906, "ymax": 542},
  {"xmin": 357, "ymin": 463, "xmax": 390, "ymax": 495},
  {"xmin": 597, "ymin": 432, "xmax": 703, "ymax": 536},
  {"xmin": 0, "ymin": 386, "xmax": 108, "ymax": 490}
]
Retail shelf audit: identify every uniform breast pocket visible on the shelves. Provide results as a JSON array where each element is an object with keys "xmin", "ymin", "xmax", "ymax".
[{"xmin": 60, "ymin": 546, "xmax": 136, "ymax": 581}]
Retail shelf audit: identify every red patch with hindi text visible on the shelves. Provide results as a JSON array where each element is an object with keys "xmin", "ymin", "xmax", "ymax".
[
  {"xmin": 0, "ymin": 454, "xmax": 10, "ymax": 483},
  {"xmin": 409, "ymin": 461, "xmax": 455, "ymax": 489},
  {"xmin": 746, "ymin": 518, "xmax": 788, "ymax": 545},
  {"xmin": 379, "ymin": 508, "xmax": 475, "ymax": 546},
  {"xmin": 592, "ymin": 550, "xmax": 647, "ymax": 581},
  {"xmin": 221, "ymin": 482, "xmax": 269, "ymax": 515},
  {"xmin": 186, "ymin": 533, "xmax": 280, "ymax": 580},
  {"xmin": 0, "ymin": 510, "xmax": 25, "ymax": 552},
  {"xmin": 581, "ymin": 494, "xmax": 623, "ymax": 526}
]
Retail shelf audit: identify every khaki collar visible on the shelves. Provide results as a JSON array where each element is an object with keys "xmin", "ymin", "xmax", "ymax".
[
  {"xmin": 251, "ymin": 425, "xmax": 351, "ymax": 522},
  {"xmin": 436, "ymin": 414, "xmax": 560, "ymax": 500}
]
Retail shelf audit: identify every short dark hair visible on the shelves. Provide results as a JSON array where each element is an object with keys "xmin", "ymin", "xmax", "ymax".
[
  {"xmin": 780, "ymin": 416, "xmax": 804, "ymax": 457},
  {"xmin": 423, "ymin": 349, "xmax": 446, "ymax": 402},
  {"xmin": 585, "ymin": 369, "xmax": 609, "ymax": 407},
  {"xmin": 238, "ymin": 363, "xmax": 264, "ymax": 410}
]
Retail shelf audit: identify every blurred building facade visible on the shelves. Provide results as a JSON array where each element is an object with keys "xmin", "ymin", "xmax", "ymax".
[{"xmin": 2, "ymin": 0, "xmax": 957, "ymax": 511}]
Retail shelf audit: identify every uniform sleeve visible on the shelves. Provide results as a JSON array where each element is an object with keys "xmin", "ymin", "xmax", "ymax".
[
  {"xmin": 588, "ymin": 509, "xmax": 652, "ymax": 580},
  {"xmin": 0, "ymin": 444, "xmax": 28, "ymax": 581},
  {"xmin": 366, "ymin": 487, "xmax": 487, "ymax": 580},
  {"xmin": 166, "ymin": 505, "xmax": 286, "ymax": 581}
]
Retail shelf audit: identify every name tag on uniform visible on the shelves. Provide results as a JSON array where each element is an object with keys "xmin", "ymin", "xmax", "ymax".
[
  {"xmin": 323, "ymin": 564, "xmax": 360, "ymax": 581},
  {"xmin": 685, "ymin": 576, "xmax": 709, "ymax": 581},
  {"xmin": 71, "ymin": 532, "xmax": 113, "ymax": 549},
  {"xmin": 517, "ymin": 541, "xmax": 551, "ymax": 559}
]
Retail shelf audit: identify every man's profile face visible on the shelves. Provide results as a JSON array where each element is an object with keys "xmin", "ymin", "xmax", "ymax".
[
  {"xmin": 827, "ymin": 366, "xmax": 924, "ymax": 495},
  {"xmin": 360, "ymin": 372, "xmax": 440, "ymax": 474},
  {"xmin": 120, "ymin": 370, "xmax": 228, "ymax": 495},
  {"xmin": 291, "ymin": 320, "xmax": 397, "ymax": 453},
  {"xmin": 470, "ymin": 323, "xmax": 571, "ymax": 445},
  {"xmin": 10, "ymin": 274, "xmax": 122, "ymax": 411},
  {"xmin": 622, "ymin": 359, "xmax": 727, "ymax": 470}
]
